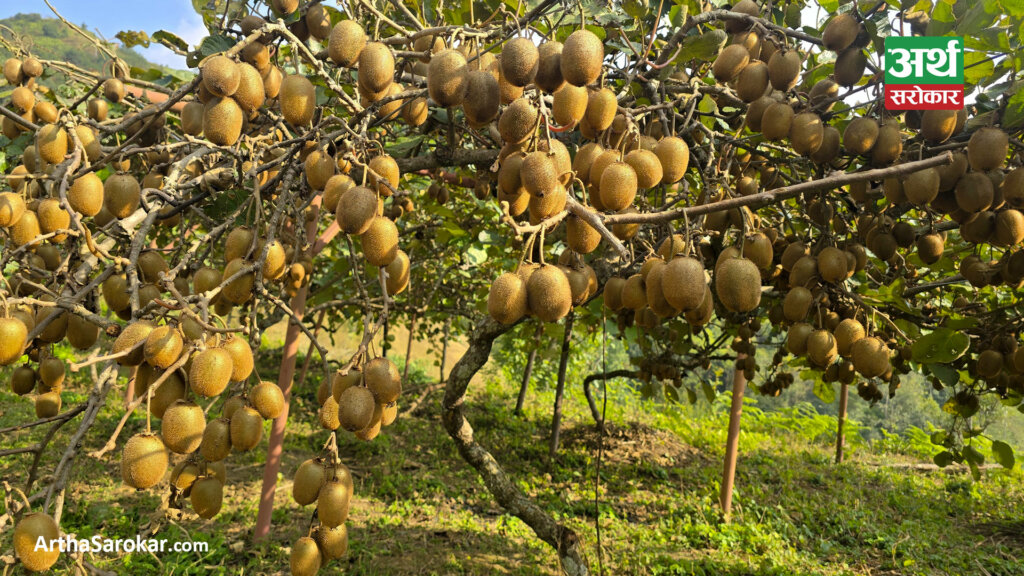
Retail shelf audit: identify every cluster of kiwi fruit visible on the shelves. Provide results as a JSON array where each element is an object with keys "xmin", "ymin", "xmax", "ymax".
[
  {"xmin": 967, "ymin": 334, "xmax": 1024, "ymax": 397},
  {"xmin": 289, "ymin": 456, "xmax": 355, "ymax": 575},
  {"xmin": 315, "ymin": 356, "xmax": 401, "ymax": 441},
  {"xmin": 114, "ymin": 321, "xmax": 285, "ymax": 519}
]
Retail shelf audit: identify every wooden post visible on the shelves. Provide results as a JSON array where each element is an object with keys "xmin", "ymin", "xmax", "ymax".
[
  {"xmin": 514, "ymin": 323, "xmax": 543, "ymax": 416},
  {"xmin": 254, "ymin": 199, "xmax": 322, "ymax": 541},
  {"xmin": 719, "ymin": 355, "xmax": 746, "ymax": 521},
  {"xmin": 549, "ymin": 311, "xmax": 575, "ymax": 457},
  {"xmin": 835, "ymin": 382, "xmax": 849, "ymax": 464}
]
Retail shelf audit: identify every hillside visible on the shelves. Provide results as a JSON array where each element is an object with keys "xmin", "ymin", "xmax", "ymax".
[{"xmin": 0, "ymin": 12, "xmax": 167, "ymax": 74}]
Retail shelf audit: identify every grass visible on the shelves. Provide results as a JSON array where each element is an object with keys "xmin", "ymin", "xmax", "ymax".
[{"xmin": 2, "ymin": 348, "xmax": 1024, "ymax": 576}]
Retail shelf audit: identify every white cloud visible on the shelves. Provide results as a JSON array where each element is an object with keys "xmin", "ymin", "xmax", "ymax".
[{"xmin": 138, "ymin": 10, "xmax": 207, "ymax": 70}]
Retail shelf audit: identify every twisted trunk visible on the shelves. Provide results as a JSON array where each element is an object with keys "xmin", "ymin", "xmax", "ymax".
[{"xmin": 442, "ymin": 317, "xmax": 590, "ymax": 575}]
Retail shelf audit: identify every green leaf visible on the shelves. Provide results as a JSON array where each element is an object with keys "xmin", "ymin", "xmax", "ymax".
[
  {"xmin": 153, "ymin": 30, "xmax": 190, "ymax": 52},
  {"xmin": 964, "ymin": 52, "xmax": 995, "ymax": 86},
  {"xmin": 933, "ymin": 450, "xmax": 954, "ymax": 467},
  {"xmin": 991, "ymin": 440, "xmax": 1015, "ymax": 469},
  {"xmin": 686, "ymin": 387, "xmax": 697, "ymax": 404},
  {"xmin": 465, "ymin": 245, "xmax": 487, "ymax": 266},
  {"xmin": 197, "ymin": 34, "xmax": 236, "ymax": 58},
  {"xmin": 911, "ymin": 328, "xmax": 970, "ymax": 363},
  {"xmin": 926, "ymin": 363, "xmax": 959, "ymax": 387},
  {"xmin": 116, "ymin": 29, "xmax": 150, "ymax": 48},
  {"xmin": 813, "ymin": 379, "xmax": 836, "ymax": 404},
  {"xmin": 678, "ymin": 29, "xmax": 728, "ymax": 62},
  {"xmin": 1004, "ymin": 89, "xmax": 1024, "ymax": 130},
  {"xmin": 963, "ymin": 444, "xmax": 985, "ymax": 465},
  {"xmin": 701, "ymin": 380, "xmax": 716, "ymax": 402}
]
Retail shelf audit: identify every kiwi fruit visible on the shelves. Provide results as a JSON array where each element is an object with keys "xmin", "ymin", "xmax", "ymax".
[
  {"xmin": 920, "ymin": 109, "xmax": 957, "ymax": 144},
  {"xmin": 0, "ymin": 192, "xmax": 26, "ymax": 227},
  {"xmin": 233, "ymin": 63, "xmax": 265, "ymax": 114},
  {"xmin": 34, "ymin": 198, "xmax": 68, "ymax": 242},
  {"xmin": 272, "ymin": 0, "xmax": 298, "ymax": 14},
  {"xmin": 657, "ymin": 257, "xmax": 704, "ymax": 312},
  {"xmin": 843, "ymin": 117, "xmax": 878, "ymax": 156},
  {"xmin": 314, "ymin": 524, "xmax": 349, "ymax": 560},
  {"xmin": 552, "ymin": 84, "xmax": 588, "ymax": 127},
  {"xmin": 114, "ymin": 321, "xmax": 155, "ymax": 366},
  {"xmin": 807, "ymin": 329, "xmax": 838, "ymax": 367},
  {"xmin": 499, "ymin": 37, "xmax": 538, "ymax": 87},
  {"xmin": 713, "ymin": 44, "xmax": 750, "ymax": 83},
  {"xmin": 221, "ymin": 258, "xmax": 254, "ymax": 305},
  {"xmin": 968, "ymin": 127, "xmax": 1008, "ymax": 171},
  {"xmin": 279, "ymin": 74, "xmax": 316, "ymax": 126},
  {"xmin": 103, "ymin": 77, "xmax": 125, "ymax": 102},
  {"xmin": 11, "ymin": 365, "xmax": 36, "ymax": 395},
  {"xmin": 3, "ymin": 58, "xmax": 23, "ymax": 84},
  {"xmin": 87, "ymin": 98, "xmax": 108, "ymax": 121},
  {"xmin": 231, "ymin": 406, "xmax": 264, "ymax": 450},
  {"xmin": 624, "ymin": 149, "xmax": 663, "ymax": 190},
  {"xmin": 261, "ymin": 65, "xmax": 283, "ymax": 98},
  {"xmin": 161, "ymin": 400, "xmax": 206, "ymax": 454},
  {"xmin": 916, "ymin": 233, "xmax": 944, "ymax": 264},
  {"xmin": 332, "ymin": 369, "xmax": 362, "ymax": 402},
  {"xmin": 36, "ymin": 123, "xmax": 67, "ymax": 165},
  {"xmin": 324, "ymin": 174, "xmax": 355, "ymax": 212},
  {"xmin": 181, "ymin": 102, "xmax": 204, "ymax": 135},
  {"xmin": 561, "ymin": 30, "xmax": 603, "ymax": 87},
  {"xmin": 189, "ymin": 347, "xmax": 233, "ymax": 397},
  {"xmin": 14, "ymin": 513, "xmax": 61, "ymax": 572},
  {"xmin": 535, "ymin": 40, "xmax": 565, "ymax": 93},
  {"xmin": 461, "ymin": 70, "xmax": 500, "ymax": 126},
  {"xmin": 621, "ymin": 274, "xmax": 647, "ymax": 310},
  {"xmin": 121, "ymin": 432, "xmax": 168, "ymax": 489},
  {"xmin": 385, "ymin": 249, "xmax": 410, "ymax": 295},
  {"xmin": 783, "ymin": 286, "xmax": 813, "ymax": 321},
  {"xmin": 600, "ymin": 161, "xmax": 638, "ymax": 212},
  {"xmin": 33, "ymin": 391, "xmax": 60, "ymax": 418},
  {"xmin": 834, "ymin": 318, "xmax": 865, "ymax": 357},
  {"xmin": 359, "ymin": 42, "xmax": 395, "ymax": 95},
  {"xmin": 1003, "ymin": 168, "xmax": 1024, "ymax": 208},
  {"xmin": 221, "ymin": 335, "xmax": 254, "ymax": 381},
  {"xmin": 199, "ymin": 417, "xmax": 232, "ymax": 462},
  {"xmin": 566, "ymin": 210, "xmax": 602, "ymax": 254},
  {"xmin": 822, "ymin": 13, "xmax": 859, "ymax": 52},
  {"xmin": 21, "ymin": 57, "xmax": 42, "ymax": 77},
  {"xmin": 190, "ymin": 476, "xmax": 223, "ymax": 519},
  {"xmin": 654, "ymin": 137, "xmax": 689, "ymax": 184},
  {"xmin": 585, "ymin": 87, "xmax": 617, "ymax": 131},
  {"xmin": 327, "ymin": 20, "xmax": 367, "ymax": 67},
  {"xmin": 715, "ymin": 256, "xmax": 761, "ymax": 312},
  {"xmin": 527, "ymin": 265, "xmax": 572, "ymax": 322},
  {"xmin": 760, "ymin": 102, "xmax": 793, "ymax": 141},
  {"xmin": 488, "ymin": 272, "xmax": 528, "ymax": 324},
  {"xmin": 361, "ymin": 216, "xmax": 399, "ymax": 266},
  {"xmin": 144, "ymin": 325, "xmax": 183, "ymax": 369},
  {"xmin": 225, "ymin": 226, "xmax": 254, "ymax": 262},
  {"xmin": 520, "ymin": 151, "xmax": 558, "ymax": 197},
  {"xmin": 498, "ymin": 97, "xmax": 539, "ymax": 144},
  {"xmin": 834, "ymin": 48, "xmax": 866, "ymax": 87},
  {"xmin": 291, "ymin": 536, "xmax": 322, "ymax": 576},
  {"xmin": 734, "ymin": 61, "xmax": 769, "ymax": 102},
  {"xmin": 338, "ymin": 385, "xmax": 376, "ymax": 431},
  {"xmin": 428, "ymin": 49, "xmax": 469, "ymax": 107},
  {"xmin": 904, "ymin": 167, "xmax": 940, "ymax": 206},
  {"xmin": 851, "ymin": 336, "xmax": 890, "ymax": 378},
  {"xmin": 768, "ymin": 49, "xmax": 801, "ymax": 90},
  {"xmin": 317, "ymin": 479, "xmax": 352, "ymax": 527},
  {"xmin": 368, "ymin": 154, "xmax": 400, "ymax": 196},
  {"xmin": 202, "ymin": 55, "xmax": 240, "ymax": 97},
  {"xmin": 38, "ymin": 357, "xmax": 65, "ymax": 391},
  {"xmin": 361, "ymin": 357, "xmax": 400, "ymax": 404},
  {"xmin": 11, "ymin": 86, "xmax": 35, "ymax": 113},
  {"xmin": 994, "ymin": 209, "xmax": 1024, "ymax": 247},
  {"xmin": 790, "ymin": 111, "xmax": 823, "ymax": 154},
  {"xmin": 870, "ymin": 122, "xmax": 902, "ymax": 166},
  {"xmin": 104, "ymin": 173, "xmax": 141, "ymax": 219},
  {"xmin": 305, "ymin": 148, "xmax": 336, "ymax": 191},
  {"xmin": 293, "ymin": 459, "xmax": 326, "ymax": 505},
  {"xmin": 955, "ymin": 172, "xmax": 994, "ymax": 213},
  {"xmin": 336, "ymin": 186, "xmax": 378, "ymax": 235},
  {"xmin": 251, "ymin": 380, "xmax": 285, "ymax": 419}
]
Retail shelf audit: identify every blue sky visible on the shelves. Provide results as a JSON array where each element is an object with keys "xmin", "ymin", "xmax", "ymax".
[{"xmin": 1, "ymin": 0, "xmax": 206, "ymax": 69}]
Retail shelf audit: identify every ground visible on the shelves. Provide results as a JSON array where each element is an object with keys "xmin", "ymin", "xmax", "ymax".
[{"xmin": 2, "ymin": 332, "xmax": 1024, "ymax": 576}]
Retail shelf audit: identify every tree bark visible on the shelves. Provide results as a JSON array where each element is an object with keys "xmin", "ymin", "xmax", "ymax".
[
  {"xmin": 550, "ymin": 311, "xmax": 575, "ymax": 456},
  {"xmin": 514, "ymin": 323, "xmax": 544, "ymax": 416},
  {"xmin": 720, "ymin": 357, "xmax": 747, "ymax": 521},
  {"xmin": 582, "ymin": 369, "xmax": 637, "ymax": 429},
  {"xmin": 439, "ymin": 317, "xmax": 451, "ymax": 382},
  {"xmin": 836, "ymin": 382, "xmax": 849, "ymax": 464},
  {"xmin": 443, "ymin": 317, "xmax": 590, "ymax": 575}
]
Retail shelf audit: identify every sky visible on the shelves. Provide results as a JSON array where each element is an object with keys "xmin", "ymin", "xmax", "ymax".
[{"xmin": 0, "ymin": 0, "xmax": 206, "ymax": 69}]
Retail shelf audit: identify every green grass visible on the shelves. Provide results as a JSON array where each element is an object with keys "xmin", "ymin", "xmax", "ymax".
[{"xmin": 2, "ymin": 351, "xmax": 1023, "ymax": 575}]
